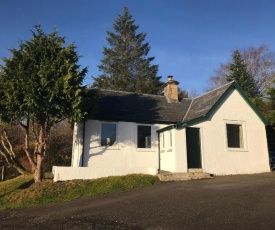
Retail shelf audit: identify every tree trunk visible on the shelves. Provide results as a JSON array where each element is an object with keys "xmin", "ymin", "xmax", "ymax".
[
  {"xmin": 20, "ymin": 119, "xmax": 36, "ymax": 172},
  {"xmin": 1, "ymin": 166, "xmax": 5, "ymax": 181},
  {"xmin": 34, "ymin": 154, "xmax": 44, "ymax": 182},
  {"xmin": 34, "ymin": 126, "xmax": 47, "ymax": 182}
]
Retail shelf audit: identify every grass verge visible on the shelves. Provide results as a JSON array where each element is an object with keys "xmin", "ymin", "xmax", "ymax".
[{"xmin": 0, "ymin": 174, "xmax": 159, "ymax": 210}]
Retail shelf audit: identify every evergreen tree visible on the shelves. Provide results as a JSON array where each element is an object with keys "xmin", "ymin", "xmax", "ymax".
[
  {"xmin": 266, "ymin": 84, "xmax": 275, "ymax": 126},
  {"xmin": 93, "ymin": 7, "xmax": 163, "ymax": 94},
  {"xmin": 226, "ymin": 50, "xmax": 259, "ymax": 98},
  {"xmin": 0, "ymin": 25, "xmax": 95, "ymax": 182}
]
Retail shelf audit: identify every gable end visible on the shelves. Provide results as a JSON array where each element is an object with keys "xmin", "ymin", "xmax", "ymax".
[{"xmin": 157, "ymin": 81, "xmax": 268, "ymax": 133}]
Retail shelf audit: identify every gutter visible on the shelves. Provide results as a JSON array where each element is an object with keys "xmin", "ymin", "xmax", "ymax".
[
  {"xmin": 156, "ymin": 116, "xmax": 208, "ymax": 133},
  {"xmin": 156, "ymin": 124, "xmax": 176, "ymax": 133},
  {"xmin": 81, "ymin": 121, "xmax": 85, "ymax": 167},
  {"xmin": 158, "ymin": 132, "xmax": 161, "ymax": 172}
]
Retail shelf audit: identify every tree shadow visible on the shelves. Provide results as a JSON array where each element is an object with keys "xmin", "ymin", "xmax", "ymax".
[
  {"xmin": 0, "ymin": 177, "xmax": 34, "ymax": 200},
  {"xmin": 17, "ymin": 179, "xmax": 34, "ymax": 189}
]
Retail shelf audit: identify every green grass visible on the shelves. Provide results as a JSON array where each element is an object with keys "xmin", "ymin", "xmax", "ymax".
[{"xmin": 0, "ymin": 174, "xmax": 159, "ymax": 210}]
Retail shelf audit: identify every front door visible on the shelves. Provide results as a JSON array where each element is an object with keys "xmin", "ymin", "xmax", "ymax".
[{"xmin": 186, "ymin": 127, "xmax": 202, "ymax": 168}]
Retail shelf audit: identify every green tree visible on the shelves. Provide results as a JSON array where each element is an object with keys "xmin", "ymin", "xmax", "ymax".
[
  {"xmin": 93, "ymin": 7, "xmax": 163, "ymax": 94},
  {"xmin": 226, "ymin": 50, "xmax": 259, "ymax": 98},
  {"xmin": 266, "ymin": 84, "xmax": 275, "ymax": 126},
  {"xmin": 207, "ymin": 44, "xmax": 275, "ymax": 94},
  {"xmin": 0, "ymin": 25, "xmax": 94, "ymax": 182}
]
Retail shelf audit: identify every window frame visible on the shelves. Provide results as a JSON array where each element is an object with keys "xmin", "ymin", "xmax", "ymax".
[
  {"xmin": 160, "ymin": 132, "xmax": 165, "ymax": 152},
  {"xmin": 137, "ymin": 124, "xmax": 152, "ymax": 149},
  {"xmin": 169, "ymin": 130, "xmax": 173, "ymax": 149},
  {"xmin": 224, "ymin": 120, "xmax": 247, "ymax": 151},
  {"xmin": 100, "ymin": 122, "xmax": 117, "ymax": 147}
]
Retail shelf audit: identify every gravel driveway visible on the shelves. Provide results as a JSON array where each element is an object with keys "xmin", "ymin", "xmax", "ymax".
[{"xmin": 1, "ymin": 172, "xmax": 275, "ymax": 230}]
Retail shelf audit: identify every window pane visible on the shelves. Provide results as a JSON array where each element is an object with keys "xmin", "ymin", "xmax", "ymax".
[
  {"xmin": 169, "ymin": 131, "xmax": 172, "ymax": 147},
  {"xmin": 226, "ymin": 124, "xmax": 243, "ymax": 148},
  {"xmin": 162, "ymin": 133, "xmax": 165, "ymax": 148},
  {"xmin": 138, "ymin": 125, "xmax": 151, "ymax": 148},
  {"xmin": 101, "ymin": 123, "xmax": 116, "ymax": 146}
]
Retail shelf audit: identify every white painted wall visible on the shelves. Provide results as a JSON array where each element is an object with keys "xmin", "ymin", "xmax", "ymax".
[
  {"xmin": 54, "ymin": 120, "xmax": 169, "ymax": 181},
  {"xmin": 188, "ymin": 88, "xmax": 270, "ymax": 175},
  {"xmin": 159, "ymin": 129, "xmax": 188, "ymax": 173},
  {"xmin": 52, "ymin": 166, "xmax": 158, "ymax": 182},
  {"xmin": 54, "ymin": 87, "xmax": 270, "ymax": 181},
  {"xmin": 71, "ymin": 123, "xmax": 84, "ymax": 167},
  {"xmin": 174, "ymin": 128, "xmax": 188, "ymax": 172}
]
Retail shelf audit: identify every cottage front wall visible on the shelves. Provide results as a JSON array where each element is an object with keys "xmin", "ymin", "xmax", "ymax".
[
  {"xmin": 79, "ymin": 120, "xmax": 168, "ymax": 176},
  {"xmin": 190, "ymin": 88, "xmax": 270, "ymax": 175}
]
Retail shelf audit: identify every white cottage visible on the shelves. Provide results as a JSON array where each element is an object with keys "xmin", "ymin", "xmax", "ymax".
[{"xmin": 53, "ymin": 76, "xmax": 270, "ymax": 181}]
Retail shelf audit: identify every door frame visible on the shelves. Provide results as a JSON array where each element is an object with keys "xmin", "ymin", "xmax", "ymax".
[{"xmin": 186, "ymin": 127, "xmax": 203, "ymax": 169}]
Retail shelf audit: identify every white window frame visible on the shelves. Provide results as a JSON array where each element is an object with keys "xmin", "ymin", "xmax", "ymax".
[
  {"xmin": 169, "ymin": 130, "xmax": 173, "ymax": 149},
  {"xmin": 162, "ymin": 132, "xmax": 165, "ymax": 149},
  {"xmin": 137, "ymin": 124, "xmax": 152, "ymax": 150},
  {"xmin": 224, "ymin": 120, "xmax": 247, "ymax": 151},
  {"xmin": 100, "ymin": 122, "xmax": 117, "ymax": 148},
  {"xmin": 160, "ymin": 132, "xmax": 165, "ymax": 152},
  {"xmin": 160, "ymin": 131, "xmax": 173, "ymax": 152}
]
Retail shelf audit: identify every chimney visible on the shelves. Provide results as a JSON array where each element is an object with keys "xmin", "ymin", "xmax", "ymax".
[{"xmin": 162, "ymin": 76, "xmax": 180, "ymax": 102}]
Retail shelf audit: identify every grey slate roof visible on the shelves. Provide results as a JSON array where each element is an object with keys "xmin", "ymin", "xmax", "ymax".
[
  {"xmin": 93, "ymin": 90, "xmax": 191, "ymax": 124},
  {"xmin": 182, "ymin": 81, "xmax": 234, "ymax": 123},
  {"xmin": 92, "ymin": 81, "xmax": 234, "ymax": 125}
]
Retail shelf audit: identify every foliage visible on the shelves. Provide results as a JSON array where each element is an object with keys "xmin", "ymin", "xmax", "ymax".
[
  {"xmin": 93, "ymin": 7, "xmax": 163, "ymax": 94},
  {"xmin": 0, "ymin": 174, "xmax": 159, "ymax": 210},
  {"xmin": 178, "ymin": 88, "xmax": 189, "ymax": 99},
  {"xmin": 226, "ymin": 50, "xmax": 259, "ymax": 98},
  {"xmin": 252, "ymin": 97, "xmax": 274, "ymax": 125},
  {"xmin": 0, "ymin": 25, "xmax": 95, "ymax": 182},
  {"xmin": 207, "ymin": 44, "xmax": 275, "ymax": 94},
  {"xmin": 266, "ymin": 83, "xmax": 275, "ymax": 126}
]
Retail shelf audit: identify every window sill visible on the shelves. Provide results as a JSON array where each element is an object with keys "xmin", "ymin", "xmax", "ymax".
[
  {"xmin": 137, "ymin": 148, "xmax": 156, "ymax": 152},
  {"xmin": 227, "ymin": 148, "xmax": 248, "ymax": 152},
  {"xmin": 160, "ymin": 149, "xmax": 173, "ymax": 153}
]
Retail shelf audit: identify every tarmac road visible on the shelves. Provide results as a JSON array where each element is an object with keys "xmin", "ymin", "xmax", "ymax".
[{"xmin": 1, "ymin": 172, "xmax": 275, "ymax": 230}]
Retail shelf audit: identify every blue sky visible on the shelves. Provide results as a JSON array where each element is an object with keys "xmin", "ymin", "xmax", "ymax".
[{"xmin": 1, "ymin": 0, "xmax": 275, "ymax": 94}]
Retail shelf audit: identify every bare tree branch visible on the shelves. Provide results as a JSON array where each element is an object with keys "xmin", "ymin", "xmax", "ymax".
[{"xmin": 207, "ymin": 44, "xmax": 275, "ymax": 93}]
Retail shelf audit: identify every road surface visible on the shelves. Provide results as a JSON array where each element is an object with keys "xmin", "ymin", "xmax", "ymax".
[{"xmin": 1, "ymin": 173, "xmax": 275, "ymax": 229}]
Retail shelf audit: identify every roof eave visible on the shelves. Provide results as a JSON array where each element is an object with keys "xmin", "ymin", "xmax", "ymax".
[{"xmin": 157, "ymin": 116, "xmax": 207, "ymax": 133}]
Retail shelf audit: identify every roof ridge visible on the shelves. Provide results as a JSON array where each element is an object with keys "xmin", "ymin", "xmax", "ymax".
[
  {"xmin": 98, "ymin": 88, "xmax": 165, "ymax": 98},
  {"xmin": 182, "ymin": 99, "xmax": 194, "ymax": 122},
  {"xmin": 193, "ymin": 81, "xmax": 235, "ymax": 100}
]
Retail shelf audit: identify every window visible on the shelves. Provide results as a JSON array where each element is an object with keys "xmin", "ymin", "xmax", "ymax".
[
  {"xmin": 162, "ymin": 133, "xmax": 165, "ymax": 149},
  {"xmin": 169, "ymin": 131, "xmax": 172, "ymax": 148},
  {"xmin": 101, "ymin": 123, "xmax": 117, "ymax": 146},
  {"xmin": 137, "ymin": 125, "xmax": 151, "ymax": 148},
  {"xmin": 226, "ymin": 124, "xmax": 244, "ymax": 148}
]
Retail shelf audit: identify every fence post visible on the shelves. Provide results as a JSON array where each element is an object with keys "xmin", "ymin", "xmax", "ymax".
[{"xmin": 1, "ymin": 166, "xmax": 5, "ymax": 181}]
